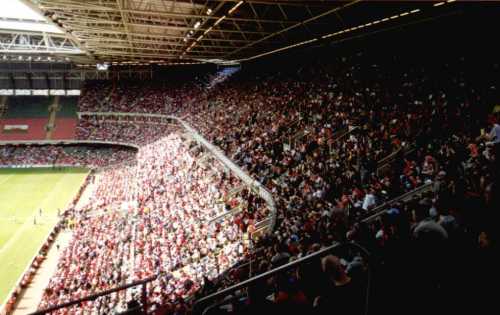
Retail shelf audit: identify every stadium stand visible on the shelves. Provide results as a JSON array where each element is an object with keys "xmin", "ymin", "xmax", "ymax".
[
  {"xmin": 14, "ymin": 46, "xmax": 494, "ymax": 315},
  {"xmin": 0, "ymin": 144, "xmax": 136, "ymax": 168},
  {"xmin": 0, "ymin": 118, "xmax": 47, "ymax": 141},
  {"xmin": 50, "ymin": 97, "xmax": 79, "ymax": 140},
  {"xmin": 0, "ymin": 96, "xmax": 80, "ymax": 141},
  {"xmin": 0, "ymin": 96, "xmax": 7, "ymax": 117},
  {"xmin": 1, "ymin": 3, "xmax": 498, "ymax": 315},
  {"xmin": 0, "ymin": 97, "xmax": 50, "ymax": 140},
  {"xmin": 2, "ymin": 97, "xmax": 51, "ymax": 118}
]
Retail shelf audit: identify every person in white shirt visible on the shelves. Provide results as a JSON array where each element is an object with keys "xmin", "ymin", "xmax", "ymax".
[
  {"xmin": 486, "ymin": 122, "xmax": 500, "ymax": 145},
  {"xmin": 362, "ymin": 188, "xmax": 377, "ymax": 211}
]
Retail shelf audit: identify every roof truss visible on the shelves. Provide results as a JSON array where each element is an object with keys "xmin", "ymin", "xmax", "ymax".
[{"xmin": 0, "ymin": 1, "xmax": 460, "ymax": 64}]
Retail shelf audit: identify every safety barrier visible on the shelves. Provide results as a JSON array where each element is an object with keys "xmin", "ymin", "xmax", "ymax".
[{"xmin": 77, "ymin": 111, "xmax": 277, "ymax": 233}]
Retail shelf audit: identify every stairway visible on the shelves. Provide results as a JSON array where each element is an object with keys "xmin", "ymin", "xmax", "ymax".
[
  {"xmin": 0, "ymin": 95, "xmax": 7, "ymax": 118},
  {"xmin": 45, "ymin": 96, "xmax": 60, "ymax": 140}
]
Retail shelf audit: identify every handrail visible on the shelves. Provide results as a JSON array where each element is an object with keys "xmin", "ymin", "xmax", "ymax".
[
  {"xmin": 333, "ymin": 126, "xmax": 356, "ymax": 141},
  {"xmin": 208, "ymin": 205, "xmax": 244, "ymax": 224},
  {"xmin": 0, "ymin": 110, "xmax": 276, "ymax": 313},
  {"xmin": 172, "ymin": 116, "xmax": 278, "ymax": 233},
  {"xmin": 0, "ymin": 139, "xmax": 139, "ymax": 149},
  {"xmin": 377, "ymin": 143, "xmax": 416, "ymax": 168},
  {"xmin": 77, "ymin": 111, "xmax": 278, "ymax": 234},
  {"xmin": 29, "ymin": 275, "xmax": 158, "ymax": 315},
  {"xmin": 192, "ymin": 242, "xmax": 371, "ymax": 315},
  {"xmin": 377, "ymin": 147, "xmax": 403, "ymax": 167},
  {"xmin": 1, "ymin": 111, "xmax": 277, "ymax": 234},
  {"xmin": 362, "ymin": 182, "xmax": 433, "ymax": 223}
]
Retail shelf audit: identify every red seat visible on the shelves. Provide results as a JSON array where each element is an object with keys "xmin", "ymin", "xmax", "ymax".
[
  {"xmin": 0, "ymin": 118, "xmax": 47, "ymax": 140},
  {"xmin": 51, "ymin": 118, "xmax": 77, "ymax": 140}
]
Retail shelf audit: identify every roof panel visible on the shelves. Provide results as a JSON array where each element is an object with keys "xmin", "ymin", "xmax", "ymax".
[
  {"xmin": 0, "ymin": 0, "xmax": 44, "ymax": 21},
  {"xmin": 0, "ymin": 20, "xmax": 62, "ymax": 33}
]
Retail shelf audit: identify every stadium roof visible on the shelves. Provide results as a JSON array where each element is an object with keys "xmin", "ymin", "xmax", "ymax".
[
  {"xmin": 0, "ymin": 0, "xmax": 61, "ymax": 33},
  {"xmin": 0, "ymin": 0, "xmax": 463, "ymax": 65}
]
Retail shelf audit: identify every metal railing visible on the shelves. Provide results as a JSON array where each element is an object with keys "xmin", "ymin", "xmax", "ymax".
[
  {"xmin": 193, "ymin": 242, "xmax": 372, "ymax": 315},
  {"xmin": 1, "ymin": 111, "xmax": 277, "ymax": 235},
  {"xmin": 376, "ymin": 143, "xmax": 416, "ymax": 176},
  {"xmin": 29, "ymin": 275, "xmax": 158, "ymax": 315},
  {"xmin": 77, "ymin": 111, "xmax": 278, "ymax": 234},
  {"xmin": 362, "ymin": 182, "xmax": 433, "ymax": 223}
]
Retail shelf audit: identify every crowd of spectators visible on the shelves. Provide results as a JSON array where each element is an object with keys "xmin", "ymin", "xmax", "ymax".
[
  {"xmin": 0, "ymin": 145, "xmax": 136, "ymax": 168},
  {"xmin": 36, "ymin": 131, "xmax": 270, "ymax": 314},
  {"xmin": 75, "ymin": 116, "xmax": 177, "ymax": 146},
  {"xmin": 8, "ymin": 48, "xmax": 495, "ymax": 314},
  {"xmin": 183, "ymin": 54, "xmax": 499, "ymax": 314},
  {"xmin": 78, "ymin": 68, "xmax": 232, "ymax": 115}
]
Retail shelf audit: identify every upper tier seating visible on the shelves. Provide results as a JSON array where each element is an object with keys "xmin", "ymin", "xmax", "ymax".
[{"xmin": 0, "ymin": 96, "xmax": 80, "ymax": 140}]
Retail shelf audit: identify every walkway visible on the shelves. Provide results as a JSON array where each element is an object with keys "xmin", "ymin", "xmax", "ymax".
[
  {"xmin": 11, "ymin": 231, "xmax": 72, "ymax": 315},
  {"xmin": 45, "ymin": 96, "xmax": 60, "ymax": 140}
]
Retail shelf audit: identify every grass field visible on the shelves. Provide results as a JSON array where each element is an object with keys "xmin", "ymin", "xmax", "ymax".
[{"xmin": 0, "ymin": 168, "xmax": 88, "ymax": 306}]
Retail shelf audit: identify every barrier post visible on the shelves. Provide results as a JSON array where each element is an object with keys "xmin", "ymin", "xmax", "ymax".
[{"xmin": 141, "ymin": 282, "xmax": 148, "ymax": 314}]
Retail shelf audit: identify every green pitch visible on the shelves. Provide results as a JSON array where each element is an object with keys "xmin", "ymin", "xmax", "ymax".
[{"xmin": 0, "ymin": 168, "xmax": 88, "ymax": 306}]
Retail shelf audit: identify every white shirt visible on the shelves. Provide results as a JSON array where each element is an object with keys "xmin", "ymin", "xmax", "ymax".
[
  {"xmin": 489, "ymin": 123, "xmax": 500, "ymax": 144},
  {"xmin": 362, "ymin": 193, "xmax": 376, "ymax": 211}
]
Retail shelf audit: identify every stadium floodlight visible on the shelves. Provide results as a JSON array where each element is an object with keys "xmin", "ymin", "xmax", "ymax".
[
  {"xmin": 194, "ymin": 21, "xmax": 201, "ymax": 29},
  {"xmin": 206, "ymin": 8, "xmax": 213, "ymax": 15},
  {"xmin": 96, "ymin": 63, "xmax": 109, "ymax": 70}
]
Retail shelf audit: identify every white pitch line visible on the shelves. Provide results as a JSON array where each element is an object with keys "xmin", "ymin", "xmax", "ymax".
[
  {"xmin": 0, "ymin": 174, "xmax": 68, "ymax": 256},
  {"xmin": 0, "ymin": 174, "xmax": 14, "ymax": 187}
]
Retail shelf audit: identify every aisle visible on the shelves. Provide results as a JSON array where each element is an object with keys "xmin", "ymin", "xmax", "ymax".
[{"xmin": 11, "ymin": 231, "xmax": 72, "ymax": 315}]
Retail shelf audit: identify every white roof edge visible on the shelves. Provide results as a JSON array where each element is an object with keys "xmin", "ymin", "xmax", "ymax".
[{"xmin": 0, "ymin": 0, "xmax": 63, "ymax": 33}]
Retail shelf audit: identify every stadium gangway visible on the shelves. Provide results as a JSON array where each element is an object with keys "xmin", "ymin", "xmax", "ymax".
[
  {"xmin": 77, "ymin": 111, "xmax": 278, "ymax": 233},
  {"xmin": 361, "ymin": 182, "xmax": 434, "ymax": 223},
  {"xmin": 192, "ymin": 242, "xmax": 372, "ymax": 315},
  {"xmin": 275, "ymin": 126, "xmax": 357, "ymax": 186},
  {"xmin": 0, "ymin": 95, "xmax": 7, "ymax": 117},
  {"xmin": 208, "ymin": 204, "xmax": 244, "ymax": 224},
  {"xmin": 29, "ymin": 275, "xmax": 158, "ymax": 315},
  {"xmin": 28, "ymin": 247, "xmax": 264, "ymax": 314},
  {"xmin": 332, "ymin": 125, "xmax": 358, "ymax": 142},
  {"xmin": 376, "ymin": 143, "xmax": 417, "ymax": 176}
]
